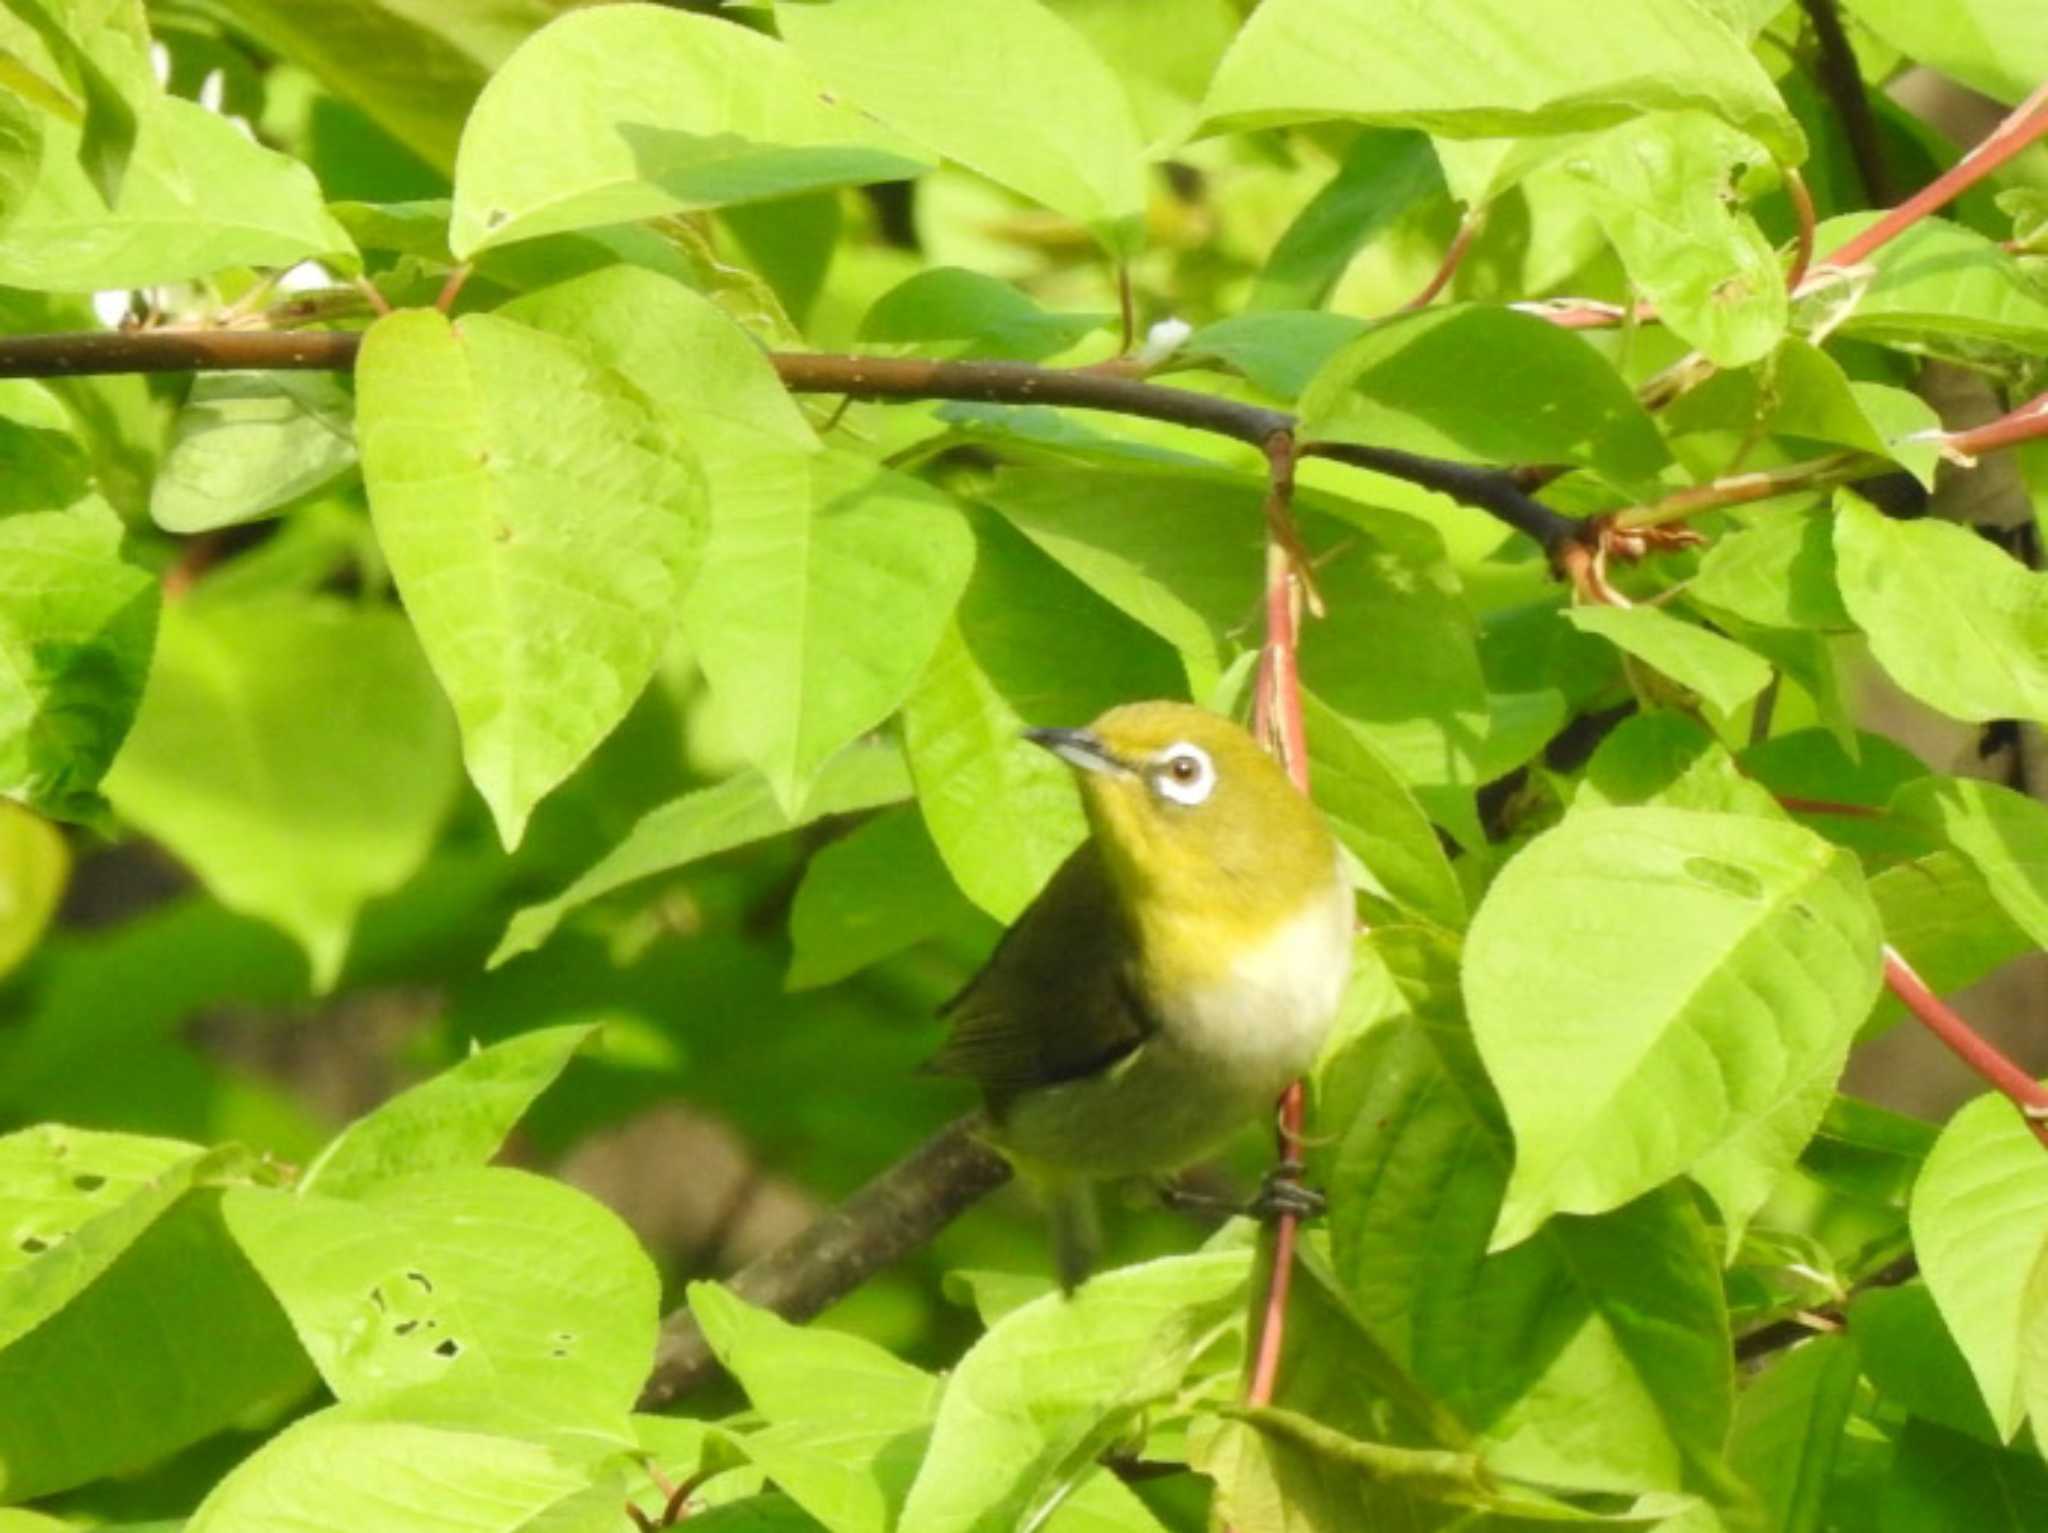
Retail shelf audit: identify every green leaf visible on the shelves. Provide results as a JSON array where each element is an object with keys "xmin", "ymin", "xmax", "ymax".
[
  {"xmin": 0, "ymin": 1132, "xmax": 309, "ymax": 1502},
  {"xmin": 1766, "ymin": 340, "xmax": 1942, "ymax": 487},
  {"xmin": 1467, "ymin": 807, "xmax": 1883, "ymax": 1250},
  {"xmin": 508, "ymin": 267, "xmax": 932, "ymax": 814},
  {"xmin": 493, "ymin": 740, "xmax": 912, "ymax": 966},
  {"xmin": 1, "ymin": 0, "xmax": 139, "ymax": 206},
  {"xmin": 1911, "ymin": 1089, "xmax": 2048, "ymax": 1439},
  {"xmin": 1563, "ymin": 605, "xmax": 1774, "ymax": 717},
  {"xmin": 1576, "ymin": 711, "xmax": 1783, "ymax": 817},
  {"xmin": 102, "ymin": 595, "xmax": 460, "ymax": 992},
  {"xmin": 0, "ymin": 798, "xmax": 64, "ymax": 979},
  {"xmin": 901, "ymin": 510, "xmax": 1183, "ymax": 921},
  {"xmin": 203, "ymin": 1, "xmax": 537, "ymax": 173},
  {"xmin": 1691, "ymin": 505, "xmax": 1853, "ymax": 632},
  {"xmin": 300, "ymin": 1025, "xmax": 600, "ymax": 1199},
  {"xmin": 355, "ymin": 307, "xmax": 707, "ymax": 848},
  {"xmin": 899, "ymin": 1253, "xmax": 1245, "ymax": 1533},
  {"xmin": 1301, "ymin": 691, "xmax": 1464, "ymax": 929},
  {"xmin": 1249, "ymin": 129, "xmax": 1445, "ymax": 312},
  {"xmin": 1889, "ymin": 777, "xmax": 2048, "ymax": 951},
  {"xmin": 0, "ymin": 88, "xmax": 40, "ymax": 230},
  {"xmin": 184, "ymin": 1409, "xmax": 611, "ymax": 1533},
  {"xmin": 0, "ymin": 495, "xmax": 157, "ymax": 822},
  {"xmin": 1040, "ymin": 0, "xmax": 1239, "ymax": 152},
  {"xmin": 1182, "ymin": 311, "xmax": 1370, "ymax": 400},
  {"xmin": 1322, "ymin": 929, "xmax": 1736, "ymax": 1494},
  {"xmin": 1834, "ymin": 489, "xmax": 2048, "ymax": 727},
  {"xmin": 150, "ymin": 372, "xmax": 358, "ymax": 534},
  {"xmin": 683, "ymin": 449, "xmax": 974, "ymax": 814},
  {"xmin": 1816, "ymin": 215, "xmax": 2048, "ymax": 363},
  {"xmin": 1297, "ymin": 305, "xmax": 1671, "ymax": 493},
  {"xmin": 1801, "ymin": 1095, "xmax": 1937, "ymax": 1208},
  {"xmin": 691, "ymin": 1282, "xmax": 939, "ymax": 1533},
  {"xmin": 1563, "ymin": 112, "xmax": 1785, "ymax": 367},
  {"xmin": 777, "ymin": 0, "xmax": 1148, "ymax": 257},
  {"xmin": 0, "ymin": 94, "xmax": 351, "ymax": 290},
  {"xmin": 786, "ymin": 807, "xmax": 997, "ymax": 990},
  {"xmin": 859, "ymin": 268, "xmax": 1110, "ymax": 362},
  {"xmin": 1851, "ymin": 1283, "xmax": 2000, "ymax": 1442},
  {"xmin": 224, "ymin": 1166, "xmax": 658, "ymax": 1434},
  {"xmin": 1868, "ymin": 851, "xmax": 2035, "ymax": 1037},
  {"xmin": 1201, "ymin": 0, "xmax": 1802, "ymax": 162},
  {"xmin": 1839, "ymin": 0, "xmax": 2048, "ymax": 108},
  {"xmin": 1728, "ymin": 1334, "xmax": 1859, "ymax": 1533},
  {"xmin": 449, "ymin": 6, "xmax": 930, "ymax": 258},
  {"xmin": 1881, "ymin": 1417, "xmax": 2048, "ymax": 1531}
]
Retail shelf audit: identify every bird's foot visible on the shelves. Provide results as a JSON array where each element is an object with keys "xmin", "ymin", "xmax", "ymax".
[{"xmin": 1247, "ymin": 1160, "xmax": 1326, "ymax": 1222}]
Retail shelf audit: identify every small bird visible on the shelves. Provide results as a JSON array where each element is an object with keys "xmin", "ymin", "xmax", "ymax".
[{"xmin": 928, "ymin": 700, "xmax": 1354, "ymax": 1289}]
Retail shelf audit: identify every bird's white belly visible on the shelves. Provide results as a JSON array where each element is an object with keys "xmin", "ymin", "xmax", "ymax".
[{"xmin": 997, "ymin": 869, "xmax": 1355, "ymax": 1179}]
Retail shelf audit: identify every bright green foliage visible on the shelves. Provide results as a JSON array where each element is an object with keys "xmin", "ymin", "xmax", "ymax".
[
  {"xmin": 102, "ymin": 594, "xmax": 459, "ymax": 990},
  {"xmin": 355, "ymin": 307, "xmax": 706, "ymax": 849},
  {"xmin": 0, "ymin": 0, "xmax": 2045, "ymax": 1527},
  {"xmin": 1467, "ymin": 808, "xmax": 1883, "ymax": 1248}
]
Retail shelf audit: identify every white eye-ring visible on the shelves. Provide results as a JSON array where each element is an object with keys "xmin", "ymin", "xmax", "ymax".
[{"xmin": 1152, "ymin": 742, "xmax": 1215, "ymax": 806}]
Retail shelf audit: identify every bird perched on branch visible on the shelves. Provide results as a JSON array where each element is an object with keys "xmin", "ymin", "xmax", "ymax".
[{"xmin": 927, "ymin": 700, "xmax": 1354, "ymax": 1289}]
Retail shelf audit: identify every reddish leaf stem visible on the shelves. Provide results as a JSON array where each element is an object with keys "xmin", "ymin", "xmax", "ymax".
[
  {"xmin": 1783, "ymin": 166, "xmax": 1818, "ymax": 293},
  {"xmin": 1937, "ymin": 389, "xmax": 2048, "ymax": 459},
  {"xmin": 1883, "ymin": 946, "xmax": 2048, "ymax": 1147},
  {"xmin": 1818, "ymin": 80, "xmax": 2048, "ymax": 273},
  {"xmin": 1247, "ymin": 431, "xmax": 1312, "ymax": 1413},
  {"xmin": 1401, "ymin": 205, "xmax": 1486, "ymax": 311}
]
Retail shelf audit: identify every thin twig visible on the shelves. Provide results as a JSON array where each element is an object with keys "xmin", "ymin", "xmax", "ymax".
[
  {"xmin": 1883, "ymin": 946, "xmax": 2048, "ymax": 1147},
  {"xmin": 1401, "ymin": 205, "xmax": 1486, "ymax": 311},
  {"xmin": 1246, "ymin": 432, "xmax": 1313, "ymax": 1414},
  {"xmin": 1783, "ymin": 167, "xmax": 1818, "ymax": 293},
  {"xmin": 1816, "ymin": 79, "xmax": 2048, "ymax": 274},
  {"xmin": 1932, "ymin": 389, "xmax": 2048, "ymax": 460},
  {"xmin": 1611, "ymin": 451, "xmax": 1863, "ymax": 530}
]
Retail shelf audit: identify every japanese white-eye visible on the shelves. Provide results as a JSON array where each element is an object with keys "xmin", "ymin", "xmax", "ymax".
[{"xmin": 928, "ymin": 700, "xmax": 1354, "ymax": 1288}]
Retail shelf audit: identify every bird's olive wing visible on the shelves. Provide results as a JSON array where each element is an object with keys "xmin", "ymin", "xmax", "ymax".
[{"xmin": 925, "ymin": 840, "xmax": 1153, "ymax": 1098}]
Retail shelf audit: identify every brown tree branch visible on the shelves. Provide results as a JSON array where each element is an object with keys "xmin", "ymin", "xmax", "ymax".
[
  {"xmin": 638, "ymin": 1113, "xmax": 1012, "ymax": 1407},
  {"xmin": 0, "ymin": 329, "xmax": 1585, "ymax": 559}
]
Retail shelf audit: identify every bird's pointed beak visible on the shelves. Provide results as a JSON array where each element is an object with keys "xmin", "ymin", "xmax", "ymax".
[{"xmin": 1024, "ymin": 727, "xmax": 1127, "ymax": 777}]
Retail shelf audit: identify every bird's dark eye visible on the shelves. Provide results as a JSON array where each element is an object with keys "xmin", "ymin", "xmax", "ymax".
[{"xmin": 1151, "ymin": 742, "xmax": 1216, "ymax": 805}]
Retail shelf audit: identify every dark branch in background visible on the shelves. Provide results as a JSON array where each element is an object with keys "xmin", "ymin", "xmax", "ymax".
[
  {"xmin": 0, "ymin": 331, "xmax": 1584, "ymax": 560},
  {"xmin": 1797, "ymin": 0, "xmax": 1894, "ymax": 206},
  {"xmin": 1734, "ymin": 1252, "xmax": 1917, "ymax": 1363},
  {"xmin": 639, "ymin": 1114, "xmax": 1011, "ymax": 1407}
]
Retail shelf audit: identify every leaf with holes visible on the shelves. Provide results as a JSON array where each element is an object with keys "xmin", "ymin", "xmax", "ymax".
[
  {"xmin": 1562, "ymin": 111, "xmax": 1785, "ymax": 367},
  {"xmin": 223, "ymin": 1165, "xmax": 659, "ymax": 1439},
  {"xmin": 1467, "ymin": 807, "xmax": 1883, "ymax": 1251},
  {"xmin": 0, "ymin": 1131, "xmax": 308, "ymax": 1502}
]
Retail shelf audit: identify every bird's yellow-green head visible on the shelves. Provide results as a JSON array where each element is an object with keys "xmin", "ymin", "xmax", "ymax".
[{"xmin": 1026, "ymin": 701, "xmax": 1338, "ymax": 935}]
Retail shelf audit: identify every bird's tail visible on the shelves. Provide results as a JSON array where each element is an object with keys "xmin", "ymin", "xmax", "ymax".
[{"xmin": 1043, "ymin": 1175, "xmax": 1101, "ymax": 1294}]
